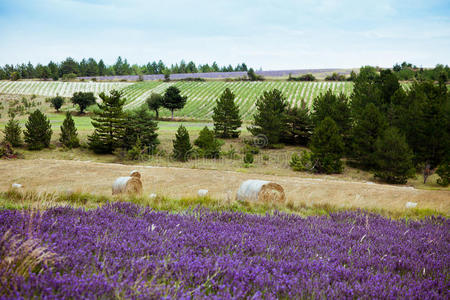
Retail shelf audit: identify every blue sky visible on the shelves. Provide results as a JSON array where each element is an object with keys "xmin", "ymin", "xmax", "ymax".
[{"xmin": 0, "ymin": 0, "xmax": 449, "ymax": 69}]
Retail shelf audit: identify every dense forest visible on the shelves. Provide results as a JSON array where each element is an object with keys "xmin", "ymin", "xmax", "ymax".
[{"xmin": 0, "ymin": 57, "xmax": 249, "ymax": 80}]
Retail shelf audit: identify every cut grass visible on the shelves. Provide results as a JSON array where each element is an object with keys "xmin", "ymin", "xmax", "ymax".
[{"xmin": 0, "ymin": 189, "xmax": 445, "ymax": 220}]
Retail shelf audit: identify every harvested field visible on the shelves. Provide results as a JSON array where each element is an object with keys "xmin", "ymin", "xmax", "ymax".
[{"xmin": 1, "ymin": 159, "xmax": 449, "ymax": 213}]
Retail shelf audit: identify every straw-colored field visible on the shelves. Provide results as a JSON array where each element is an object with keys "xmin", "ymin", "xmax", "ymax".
[{"xmin": 1, "ymin": 159, "xmax": 448, "ymax": 214}]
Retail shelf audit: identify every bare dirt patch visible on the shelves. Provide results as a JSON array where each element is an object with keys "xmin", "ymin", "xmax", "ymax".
[{"xmin": 1, "ymin": 159, "xmax": 449, "ymax": 213}]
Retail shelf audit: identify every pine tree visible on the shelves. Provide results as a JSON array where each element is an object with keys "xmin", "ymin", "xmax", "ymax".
[
  {"xmin": 311, "ymin": 90, "xmax": 351, "ymax": 135},
  {"xmin": 146, "ymin": 93, "xmax": 163, "ymax": 119},
  {"xmin": 248, "ymin": 89, "xmax": 288, "ymax": 147},
  {"xmin": 351, "ymin": 103, "xmax": 387, "ymax": 168},
  {"xmin": 3, "ymin": 117, "xmax": 22, "ymax": 147},
  {"xmin": 88, "ymin": 90, "xmax": 126, "ymax": 154},
  {"xmin": 194, "ymin": 126, "xmax": 222, "ymax": 158},
  {"xmin": 59, "ymin": 112, "xmax": 80, "ymax": 148},
  {"xmin": 123, "ymin": 106, "xmax": 159, "ymax": 151},
  {"xmin": 172, "ymin": 125, "xmax": 192, "ymax": 162},
  {"xmin": 310, "ymin": 117, "xmax": 344, "ymax": 174},
  {"xmin": 23, "ymin": 109, "xmax": 52, "ymax": 150},
  {"xmin": 162, "ymin": 86, "xmax": 187, "ymax": 119},
  {"xmin": 281, "ymin": 101, "xmax": 314, "ymax": 146},
  {"xmin": 212, "ymin": 88, "xmax": 242, "ymax": 138},
  {"xmin": 374, "ymin": 127, "xmax": 414, "ymax": 184}
]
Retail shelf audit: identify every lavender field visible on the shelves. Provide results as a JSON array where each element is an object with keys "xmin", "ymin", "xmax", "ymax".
[
  {"xmin": 77, "ymin": 68, "xmax": 353, "ymax": 81},
  {"xmin": 0, "ymin": 203, "xmax": 448, "ymax": 299}
]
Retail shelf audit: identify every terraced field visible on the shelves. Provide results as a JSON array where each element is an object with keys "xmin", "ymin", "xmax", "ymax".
[
  {"xmin": 0, "ymin": 80, "xmax": 354, "ymax": 120},
  {"xmin": 0, "ymin": 81, "xmax": 132, "ymax": 98},
  {"xmin": 122, "ymin": 81, "xmax": 354, "ymax": 119}
]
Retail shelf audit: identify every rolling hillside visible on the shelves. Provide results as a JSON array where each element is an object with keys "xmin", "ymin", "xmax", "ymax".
[{"xmin": 0, "ymin": 80, "xmax": 354, "ymax": 119}]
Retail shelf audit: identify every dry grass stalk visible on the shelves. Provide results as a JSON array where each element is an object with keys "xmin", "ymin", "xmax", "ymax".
[{"xmin": 0, "ymin": 230, "xmax": 59, "ymax": 280}]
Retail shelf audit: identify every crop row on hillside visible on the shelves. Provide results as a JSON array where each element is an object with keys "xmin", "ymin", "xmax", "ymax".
[
  {"xmin": 122, "ymin": 81, "xmax": 354, "ymax": 119},
  {"xmin": 0, "ymin": 80, "xmax": 354, "ymax": 120},
  {"xmin": 0, "ymin": 81, "xmax": 132, "ymax": 98}
]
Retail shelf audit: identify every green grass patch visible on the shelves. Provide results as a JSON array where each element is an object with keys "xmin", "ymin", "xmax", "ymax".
[{"xmin": 0, "ymin": 189, "xmax": 445, "ymax": 220}]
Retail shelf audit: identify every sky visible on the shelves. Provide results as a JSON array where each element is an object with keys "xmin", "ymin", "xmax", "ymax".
[{"xmin": 0, "ymin": 0, "xmax": 449, "ymax": 70}]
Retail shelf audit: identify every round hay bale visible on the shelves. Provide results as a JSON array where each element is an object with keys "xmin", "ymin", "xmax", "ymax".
[
  {"xmin": 198, "ymin": 189, "xmax": 209, "ymax": 197},
  {"xmin": 405, "ymin": 201, "xmax": 417, "ymax": 209},
  {"xmin": 236, "ymin": 180, "xmax": 285, "ymax": 203},
  {"xmin": 11, "ymin": 183, "xmax": 23, "ymax": 189},
  {"xmin": 149, "ymin": 193, "xmax": 157, "ymax": 199},
  {"xmin": 112, "ymin": 176, "xmax": 143, "ymax": 195},
  {"xmin": 129, "ymin": 170, "xmax": 141, "ymax": 179}
]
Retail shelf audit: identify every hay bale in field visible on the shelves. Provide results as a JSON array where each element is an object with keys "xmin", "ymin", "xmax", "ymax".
[
  {"xmin": 198, "ymin": 189, "xmax": 208, "ymax": 197},
  {"xmin": 405, "ymin": 202, "xmax": 417, "ymax": 209},
  {"xmin": 236, "ymin": 180, "xmax": 285, "ymax": 203},
  {"xmin": 129, "ymin": 170, "xmax": 141, "ymax": 179},
  {"xmin": 11, "ymin": 183, "xmax": 22, "ymax": 189},
  {"xmin": 112, "ymin": 176, "xmax": 142, "ymax": 195},
  {"xmin": 149, "ymin": 193, "xmax": 157, "ymax": 199}
]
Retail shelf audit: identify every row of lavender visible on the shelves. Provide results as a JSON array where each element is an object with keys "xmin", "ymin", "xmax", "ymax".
[
  {"xmin": 0, "ymin": 203, "xmax": 448, "ymax": 299},
  {"xmin": 78, "ymin": 68, "xmax": 351, "ymax": 81}
]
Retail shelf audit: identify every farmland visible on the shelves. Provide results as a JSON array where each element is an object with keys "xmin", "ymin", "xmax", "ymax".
[
  {"xmin": 0, "ymin": 80, "xmax": 354, "ymax": 120},
  {"xmin": 0, "ymin": 81, "xmax": 132, "ymax": 98}
]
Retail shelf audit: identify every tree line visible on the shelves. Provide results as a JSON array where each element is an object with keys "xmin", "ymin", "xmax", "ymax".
[{"xmin": 0, "ymin": 57, "xmax": 249, "ymax": 81}]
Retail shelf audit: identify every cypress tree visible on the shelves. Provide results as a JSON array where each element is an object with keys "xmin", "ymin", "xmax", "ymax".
[
  {"xmin": 88, "ymin": 90, "xmax": 126, "ymax": 154},
  {"xmin": 172, "ymin": 124, "xmax": 192, "ymax": 162},
  {"xmin": 248, "ymin": 89, "xmax": 288, "ymax": 147},
  {"xmin": 212, "ymin": 88, "xmax": 242, "ymax": 138},
  {"xmin": 59, "ymin": 112, "xmax": 80, "ymax": 148},
  {"xmin": 23, "ymin": 109, "xmax": 52, "ymax": 150},
  {"xmin": 351, "ymin": 103, "xmax": 387, "ymax": 168},
  {"xmin": 310, "ymin": 117, "xmax": 344, "ymax": 174},
  {"xmin": 374, "ymin": 127, "xmax": 414, "ymax": 184},
  {"xmin": 3, "ymin": 117, "xmax": 23, "ymax": 147}
]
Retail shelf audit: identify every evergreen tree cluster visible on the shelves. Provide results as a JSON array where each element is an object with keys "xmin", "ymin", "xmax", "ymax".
[
  {"xmin": 0, "ymin": 57, "xmax": 249, "ymax": 80},
  {"xmin": 246, "ymin": 68, "xmax": 448, "ymax": 183}
]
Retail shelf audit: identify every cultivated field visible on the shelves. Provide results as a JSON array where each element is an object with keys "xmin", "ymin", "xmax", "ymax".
[
  {"xmin": 0, "ymin": 80, "xmax": 354, "ymax": 120},
  {"xmin": 0, "ymin": 81, "xmax": 132, "ymax": 98}
]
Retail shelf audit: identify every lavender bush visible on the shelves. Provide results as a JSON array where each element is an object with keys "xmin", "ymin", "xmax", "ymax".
[{"xmin": 0, "ymin": 203, "xmax": 448, "ymax": 299}]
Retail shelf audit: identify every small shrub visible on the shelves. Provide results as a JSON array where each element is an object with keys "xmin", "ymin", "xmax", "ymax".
[
  {"xmin": 127, "ymin": 138, "xmax": 148, "ymax": 161},
  {"xmin": 262, "ymin": 154, "xmax": 269, "ymax": 161},
  {"xmin": 62, "ymin": 73, "xmax": 77, "ymax": 81},
  {"xmin": 271, "ymin": 143, "xmax": 285, "ymax": 149},
  {"xmin": 290, "ymin": 151, "xmax": 314, "ymax": 172},
  {"xmin": 436, "ymin": 160, "xmax": 450, "ymax": 187},
  {"xmin": 244, "ymin": 152, "xmax": 254, "ymax": 164},
  {"xmin": 223, "ymin": 145, "xmax": 240, "ymax": 160},
  {"xmin": 50, "ymin": 96, "xmax": 64, "ymax": 112},
  {"xmin": 194, "ymin": 126, "xmax": 222, "ymax": 158},
  {"xmin": 242, "ymin": 144, "xmax": 260, "ymax": 155}
]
